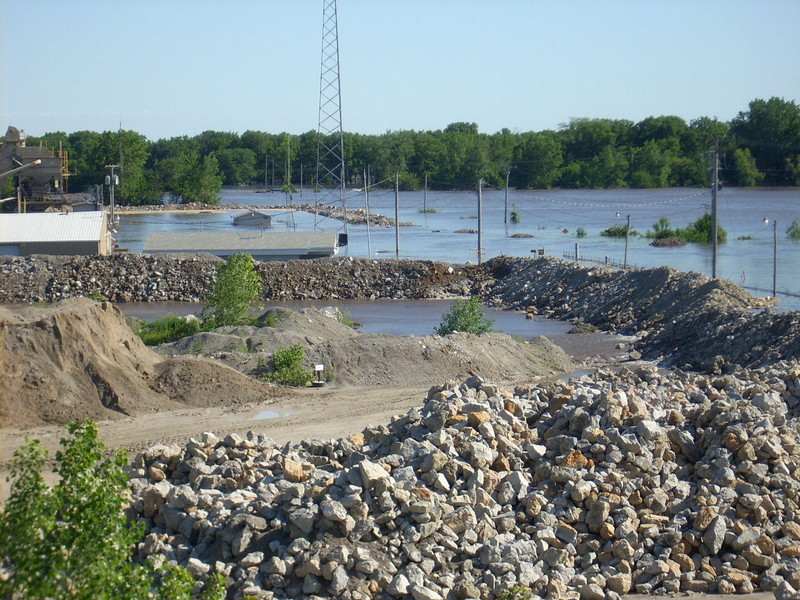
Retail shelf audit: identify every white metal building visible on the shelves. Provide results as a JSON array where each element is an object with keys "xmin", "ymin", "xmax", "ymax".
[
  {"xmin": 0, "ymin": 211, "xmax": 111, "ymax": 256},
  {"xmin": 143, "ymin": 231, "xmax": 340, "ymax": 261}
]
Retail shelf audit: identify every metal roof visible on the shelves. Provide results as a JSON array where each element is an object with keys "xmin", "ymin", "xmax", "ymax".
[
  {"xmin": 0, "ymin": 211, "xmax": 106, "ymax": 243},
  {"xmin": 144, "ymin": 231, "xmax": 338, "ymax": 255}
]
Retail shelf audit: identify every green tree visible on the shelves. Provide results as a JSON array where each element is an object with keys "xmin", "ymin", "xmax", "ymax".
[
  {"xmin": 731, "ymin": 97, "xmax": 800, "ymax": 185},
  {"xmin": 201, "ymin": 253, "xmax": 263, "ymax": 328},
  {"xmin": 435, "ymin": 297, "xmax": 494, "ymax": 336},
  {"xmin": 731, "ymin": 148, "xmax": 765, "ymax": 186},
  {"xmin": 0, "ymin": 422, "xmax": 225, "ymax": 599},
  {"xmin": 512, "ymin": 132, "xmax": 563, "ymax": 189},
  {"xmin": 214, "ymin": 148, "xmax": 257, "ymax": 185},
  {"xmin": 158, "ymin": 151, "xmax": 222, "ymax": 204}
]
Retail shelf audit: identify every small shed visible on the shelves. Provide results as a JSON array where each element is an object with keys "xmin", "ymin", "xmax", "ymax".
[
  {"xmin": 232, "ymin": 210, "xmax": 272, "ymax": 228},
  {"xmin": 0, "ymin": 211, "xmax": 111, "ymax": 256},
  {"xmin": 143, "ymin": 231, "xmax": 339, "ymax": 261}
]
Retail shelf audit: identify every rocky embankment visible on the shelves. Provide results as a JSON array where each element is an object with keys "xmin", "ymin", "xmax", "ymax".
[
  {"xmin": 2, "ymin": 253, "xmax": 799, "ymax": 370},
  {"xmin": 129, "ymin": 363, "xmax": 800, "ymax": 599}
]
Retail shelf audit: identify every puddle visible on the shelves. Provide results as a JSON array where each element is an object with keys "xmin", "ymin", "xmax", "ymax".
[
  {"xmin": 560, "ymin": 370, "xmax": 594, "ymax": 382},
  {"xmin": 252, "ymin": 409, "xmax": 292, "ymax": 421}
]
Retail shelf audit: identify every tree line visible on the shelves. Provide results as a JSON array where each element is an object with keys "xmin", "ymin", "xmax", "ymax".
[{"xmin": 22, "ymin": 96, "xmax": 800, "ymax": 205}]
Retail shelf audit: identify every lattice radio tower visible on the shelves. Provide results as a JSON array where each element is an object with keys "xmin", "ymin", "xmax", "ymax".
[{"xmin": 315, "ymin": 0, "xmax": 347, "ymax": 232}]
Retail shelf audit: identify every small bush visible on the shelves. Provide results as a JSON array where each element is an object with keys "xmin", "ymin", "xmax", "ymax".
[
  {"xmin": 600, "ymin": 223, "xmax": 638, "ymax": 237},
  {"xmin": 435, "ymin": 297, "xmax": 495, "ymax": 336},
  {"xmin": 787, "ymin": 218, "xmax": 800, "ymax": 240},
  {"xmin": 496, "ymin": 585, "xmax": 532, "ymax": 600},
  {"xmin": 510, "ymin": 205, "xmax": 521, "ymax": 224},
  {"xmin": 680, "ymin": 212, "xmax": 726, "ymax": 243},
  {"xmin": 417, "ymin": 208, "xmax": 437, "ymax": 213},
  {"xmin": 575, "ymin": 227, "xmax": 587, "ymax": 238},
  {"xmin": 135, "ymin": 314, "xmax": 203, "ymax": 346},
  {"xmin": 262, "ymin": 344, "xmax": 313, "ymax": 387}
]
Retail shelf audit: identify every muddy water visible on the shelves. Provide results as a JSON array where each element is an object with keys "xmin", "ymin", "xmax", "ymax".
[{"xmin": 118, "ymin": 298, "xmax": 630, "ymax": 361}]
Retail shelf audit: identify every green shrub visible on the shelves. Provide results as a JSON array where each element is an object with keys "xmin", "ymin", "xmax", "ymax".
[
  {"xmin": 201, "ymin": 253, "xmax": 263, "ymax": 329},
  {"xmin": 0, "ymin": 422, "xmax": 224, "ymax": 599},
  {"xmin": 262, "ymin": 344, "xmax": 313, "ymax": 387},
  {"xmin": 600, "ymin": 223, "xmax": 638, "ymax": 237},
  {"xmin": 417, "ymin": 208, "xmax": 437, "ymax": 213},
  {"xmin": 338, "ymin": 309, "xmax": 357, "ymax": 328},
  {"xmin": 510, "ymin": 205, "xmax": 521, "ymax": 224},
  {"xmin": 680, "ymin": 212, "xmax": 726, "ymax": 243},
  {"xmin": 496, "ymin": 585, "xmax": 532, "ymax": 600},
  {"xmin": 575, "ymin": 227, "xmax": 587, "ymax": 238},
  {"xmin": 787, "ymin": 218, "xmax": 800, "ymax": 240},
  {"xmin": 135, "ymin": 313, "xmax": 203, "ymax": 346},
  {"xmin": 435, "ymin": 297, "xmax": 495, "ymax": 336}
]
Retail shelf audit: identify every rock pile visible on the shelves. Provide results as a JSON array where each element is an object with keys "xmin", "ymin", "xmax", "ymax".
[
  {"xmin": 270, "ymin": 204, "xmax": 412, "ymax": 229},
  {"xmin": 129, "ymin": 360, "xmax": 800, "ymax": 599},
  {"xmin": 483, "ymin": 255, "xmax": 800, "ymax": 369},
  {"xmin": 0, "ymin": 255, "xmax": 480, "ymax": 304}
]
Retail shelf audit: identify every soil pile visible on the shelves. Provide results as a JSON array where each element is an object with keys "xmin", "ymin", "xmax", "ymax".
[
  {"xmin": 157, "ymin": 307, "xmax": 575, "ymax": 388},
  {"xmin": 0, "ymin": 299, "xmax": 278, "ymax": 429}
]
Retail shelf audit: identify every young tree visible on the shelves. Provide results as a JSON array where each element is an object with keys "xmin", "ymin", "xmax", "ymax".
[
  {"xmin": 201, "ymin": 253, "xmax": 263, "ymax": 329},
  {"xmin": 435, "ymin": 297, "xmax": 495, "ymax": 336},
  {"xmin": 0, "ymin": 422, "xmax": 225, "ymax": 599}
]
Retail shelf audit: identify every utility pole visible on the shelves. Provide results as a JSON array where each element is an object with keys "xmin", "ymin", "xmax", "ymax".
[
  {"xmin": 624, "ymin": 214, "xmax": 631, "ymax": 268},
  {"xmin": 773, "ymin": 219, "xmax": 778, "ymax": 298},
  {"xmin": 105, "ymin": 164, "xmax": 118, "ymax": 224},
  {"xmin": 711, "ymin": 143, "xmax": 719, "ymax": 278},
  {"xmin": 394, "ymin": 173, "xmax": 400, "ymax": 258},
  {"xmin": 477, "ymin": 178, "xmax": 484, "ymax": 264},
  {"xmin": 423, "ymin": 173, "xmax": 428, "ymax": 212},
  {"xmin": 504, "ymin": 168, "xmax": 511, "ymax": 224},
  {"xmin": 363, "ymin": 167, "xmax": 372, "ymax": 258}
]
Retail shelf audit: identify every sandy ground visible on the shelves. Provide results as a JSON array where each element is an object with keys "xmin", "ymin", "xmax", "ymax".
[{"xmin": 0, "ymin": 384, "xmax": 429, "ymax": 501}]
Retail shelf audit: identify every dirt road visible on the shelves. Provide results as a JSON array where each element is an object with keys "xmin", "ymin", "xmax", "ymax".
[{"xmin": 0, "ymin": 383, "xmax": 430, "ymax": 501}]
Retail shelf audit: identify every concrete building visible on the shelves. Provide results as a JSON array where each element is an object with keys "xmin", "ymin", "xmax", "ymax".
[
  {"xmin": 0, "ymin": 211, "xmax": 112, "ymax": 256},
  {"xmin": 143, "ymin": 231, "xmax": 340, "ymax": 261}
]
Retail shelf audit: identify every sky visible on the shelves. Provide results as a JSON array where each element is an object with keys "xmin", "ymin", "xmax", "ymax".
[{"xmin": 2, "ymin": 0, "xmax": 799, "ymax": 141}]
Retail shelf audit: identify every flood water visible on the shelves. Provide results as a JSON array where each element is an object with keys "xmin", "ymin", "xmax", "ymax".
[
  {"xmin": 119, "ymin": 298, "xmax": 625, "ymax": 361},
  {"xmin": 112, "ymin": 187, "xmax": 800, "ymax": 310}
]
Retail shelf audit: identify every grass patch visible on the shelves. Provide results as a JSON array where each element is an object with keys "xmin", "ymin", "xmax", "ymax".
[
  {"xmin": 135, "ymin": 314, "xmax": 203, "ymax": 346},
  {"xmin": 417, "ymin": 208, "xmax": 437, "ymax": 213},
  {"xmin": 338, "ymin": 309, "xmax": 357, "ymax": 328}
]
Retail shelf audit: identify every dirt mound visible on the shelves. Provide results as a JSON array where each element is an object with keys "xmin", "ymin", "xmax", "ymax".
[
  {"xmin": 0, "ymin": 299, "xmax": 279, "ymax": 429},
  {"xmin": 158, "ymin": 307, "xmax": 575, "ymax": 387}
]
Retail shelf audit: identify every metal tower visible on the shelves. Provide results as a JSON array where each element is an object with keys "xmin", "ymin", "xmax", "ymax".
[{"xmin": 315, "ymin": 0, "xmax": 347, "ymax": 231}]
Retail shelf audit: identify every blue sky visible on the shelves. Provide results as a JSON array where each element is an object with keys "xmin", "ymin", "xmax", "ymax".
[{"xmin": 2, "ymin": 0, "xmax": 799, "ymax": 140}]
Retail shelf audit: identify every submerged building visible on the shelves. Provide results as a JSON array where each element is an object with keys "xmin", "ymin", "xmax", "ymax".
[{"xmin": 143, "ymin": 231, "xmax": 340, "ymax": 261}]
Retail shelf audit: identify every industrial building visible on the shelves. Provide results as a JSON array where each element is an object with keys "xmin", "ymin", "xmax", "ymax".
[
  {"xmin": 143, "ymin": 231, "xmax": 340, "ymax": 261},
  {"xmin": 0, "ymin": 211, "xmax": 113, "ymax": 256},
  {"xmin": 1, "ymin": 126, "xmax": 74, "ymax": 212}
]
